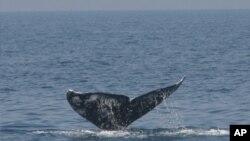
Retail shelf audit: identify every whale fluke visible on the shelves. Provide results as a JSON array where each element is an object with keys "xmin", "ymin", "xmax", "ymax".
[{"xmin": 67, "ymin": 77, "xmax": 185, "ymax": 130}]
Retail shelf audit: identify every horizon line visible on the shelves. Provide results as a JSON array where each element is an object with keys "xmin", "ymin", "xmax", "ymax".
[{"xmin": 1, "ymin": 8, "xmax": 250, "ymax": 13}]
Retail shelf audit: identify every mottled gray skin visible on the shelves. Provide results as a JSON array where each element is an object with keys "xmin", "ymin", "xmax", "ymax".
[{"xmin": 67, "ymin": 77, "xmax": 185, "ymax": 130}]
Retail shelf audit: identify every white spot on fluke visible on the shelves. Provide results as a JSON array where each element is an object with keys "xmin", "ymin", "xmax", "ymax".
[
  {"xmin": 72, "ymin": 96, "xmax": 82, "ymax": 106},
  {"xmin": 68, "ymin": 89, "xmax": 82, "ymax": 94},
  {"xmin": 176, "ymin": 76, "xmax": 186, "ymax": 85},
  {"xmin": 68, "ymin": 89, "xmax": 74, "ymax": 92}
]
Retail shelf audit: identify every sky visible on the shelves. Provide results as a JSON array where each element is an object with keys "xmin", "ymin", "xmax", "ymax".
[{"xmin": 0, "ymin": 0, "xmax": 250, "ymax": 12}]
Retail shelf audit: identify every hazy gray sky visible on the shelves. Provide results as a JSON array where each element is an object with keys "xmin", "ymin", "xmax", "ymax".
[{"xmin": 1, "ymin": 0, "xmax": 250, "ymax": 11}]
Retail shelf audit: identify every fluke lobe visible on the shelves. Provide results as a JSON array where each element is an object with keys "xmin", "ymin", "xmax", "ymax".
[{"xmin": 67, "ymin": 77, "xmax": 185, "ymax": 130}]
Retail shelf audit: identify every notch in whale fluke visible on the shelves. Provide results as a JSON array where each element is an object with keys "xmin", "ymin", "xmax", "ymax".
[{"xmin": 66, "ymin": 77, "xmax": 185, "ymax": 130}]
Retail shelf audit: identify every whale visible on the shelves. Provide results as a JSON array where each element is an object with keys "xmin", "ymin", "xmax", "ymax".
[{"xmin": 67, "ymin": 77, "xmax": 185, "ymax": 130}]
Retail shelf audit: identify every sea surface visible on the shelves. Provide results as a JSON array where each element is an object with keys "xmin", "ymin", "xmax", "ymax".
[{"xmin": 0, "ymin": 10, "xmax": 250, "ymax": 141}]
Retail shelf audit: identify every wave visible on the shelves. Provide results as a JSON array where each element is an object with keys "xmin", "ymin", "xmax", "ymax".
[{"xmin": 32, "ymin": 128, "xmax": 229, "ymax": 139}]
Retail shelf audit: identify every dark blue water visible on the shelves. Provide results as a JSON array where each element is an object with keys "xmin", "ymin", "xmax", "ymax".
[{"xmin": 1, "ymin": 10, "xmax": 250, "ymax": 141}]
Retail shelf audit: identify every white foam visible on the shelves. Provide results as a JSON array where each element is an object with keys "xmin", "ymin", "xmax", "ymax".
[
  {"xmin": 158, "ymin": 128, "xmax": 229, "ymax": 136},
  {"xmin": 32, "ymin": 128, "xmax": 229, "ymax": 138}
]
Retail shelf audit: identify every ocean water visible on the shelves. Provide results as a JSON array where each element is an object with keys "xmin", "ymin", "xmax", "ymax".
[{"xmin": 0, "ymin": 10, "xmax": 250, "ymax": 141}]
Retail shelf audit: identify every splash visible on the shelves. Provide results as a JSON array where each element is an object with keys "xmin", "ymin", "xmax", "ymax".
[
  {"xmin": 32, "ymin": 128, "xmax": 229, "ymax": 138},
  {"xmin": 157, "ymin": 128, "xmax": 229, "ymax": 136}
]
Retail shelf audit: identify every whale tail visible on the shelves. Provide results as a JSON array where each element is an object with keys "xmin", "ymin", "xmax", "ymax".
[{"xmin": 67, "ymin": 77, "xmax": 185, "ymax": 130}]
